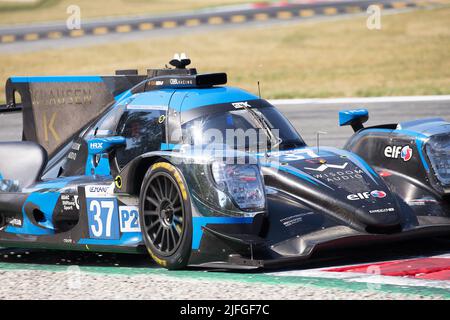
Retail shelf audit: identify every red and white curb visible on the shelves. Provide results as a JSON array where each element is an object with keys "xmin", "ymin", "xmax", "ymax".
[{"xmin": 267, "ymin": 254, "xmax": 450, "ymax": 290}]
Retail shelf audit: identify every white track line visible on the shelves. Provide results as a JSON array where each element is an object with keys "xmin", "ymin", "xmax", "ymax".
[{"xmin": 270, "ymin": 95, "xmax": 450, "ymax": 105}]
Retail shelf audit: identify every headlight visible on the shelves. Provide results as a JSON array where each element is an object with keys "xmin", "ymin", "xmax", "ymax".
[
  {"xmin": 211, "ymin": 162, "xmax": 265, "ymax": 211},
  {"xmin": 426, "ymin": 134, "xmax": 450, "ymax": 187}
]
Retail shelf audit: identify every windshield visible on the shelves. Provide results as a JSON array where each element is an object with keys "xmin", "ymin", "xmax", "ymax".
[{"xmin": 181, "ymin": 100, "xmax": 305, "ymax": 152}]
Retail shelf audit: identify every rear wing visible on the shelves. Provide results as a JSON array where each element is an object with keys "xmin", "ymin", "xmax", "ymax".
[{"xmin": 1, "ymin": 72, "xmax": 145, "ymax": 155}]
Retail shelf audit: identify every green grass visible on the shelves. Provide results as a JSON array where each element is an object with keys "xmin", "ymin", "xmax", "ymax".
[
  {"xmin": 0, "ymin": 0, "xmax": 263, "ymax": 25},
  {"xmin": 1, "ymin": 6, "xmax": 450, "ymax": 102},
  {"xmin": 0, "ymin": 0, "xmax": 59, "ymax": 12}
]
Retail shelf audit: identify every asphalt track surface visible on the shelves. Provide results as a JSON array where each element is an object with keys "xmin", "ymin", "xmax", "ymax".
[
  {"xmin": 0, "ymin": 0, "xmax": 442, "ymax": 53},
  {"xmin": 0, "ymin": 96, "xmax": 449, "ymax": 299}
]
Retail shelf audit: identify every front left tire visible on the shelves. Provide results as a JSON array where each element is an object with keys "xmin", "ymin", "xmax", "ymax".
[{"xmin": 139, "ymin": 161, "xmax": 192, "ymax": 270}]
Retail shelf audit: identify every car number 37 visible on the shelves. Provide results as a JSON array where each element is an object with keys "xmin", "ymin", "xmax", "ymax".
[{"xmin": 86, "ymin": 198, "xmax": 140, "ymax": 240}]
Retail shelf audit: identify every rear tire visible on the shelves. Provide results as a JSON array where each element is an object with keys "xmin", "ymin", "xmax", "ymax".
[{"xmin": 139, "ymin": 162, "xmax": 192, "ymax": 270}]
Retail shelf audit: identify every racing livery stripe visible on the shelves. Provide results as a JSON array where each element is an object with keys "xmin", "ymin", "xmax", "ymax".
[
  {"xmin": 192, "ymin": 216, "xmax": 253, "ymax": 250},
  {"xmin": 160, "ymin": 143, "xmax": 181, "ymax": 150},
  {"xmin": 78, "ymin": 232, "xmax": 142, "ymax": 246}
]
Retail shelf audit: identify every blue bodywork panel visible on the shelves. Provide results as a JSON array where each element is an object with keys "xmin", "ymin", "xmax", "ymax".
[{"xmin": 339, "ymin": 109, "xmax": 369, "ymax": 127}]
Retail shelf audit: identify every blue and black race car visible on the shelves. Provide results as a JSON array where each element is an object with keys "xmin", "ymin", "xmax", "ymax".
[{"xmin": 0, "ymin": 56, "xmax": 449, "ymax": 269}]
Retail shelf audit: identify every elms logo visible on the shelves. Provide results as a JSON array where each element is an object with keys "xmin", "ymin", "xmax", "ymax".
[
  {"xmin": 347, "ymin": 190, "xmax": 387, "ymax": 201},
  {"xmin": 384, "ymin": 145, "xmax": 413, "ymax": 162}
]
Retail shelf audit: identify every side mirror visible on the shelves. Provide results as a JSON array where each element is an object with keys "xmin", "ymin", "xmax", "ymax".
[
  {"xmin": 87, "ymin": 136, "xmax": 126, "ymax": 155},
  {"xmin": 86, "ymin": 136, "xmax": 126, "ymax": 176},
  {"xmin": 339, "ymin": 109, "xmax": 369, "ymax": 132}
]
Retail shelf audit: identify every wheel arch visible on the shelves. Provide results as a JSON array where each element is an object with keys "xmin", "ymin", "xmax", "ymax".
[{"xmin": 115, "ymin": 152, "xmax": 175, "ymax": 196}]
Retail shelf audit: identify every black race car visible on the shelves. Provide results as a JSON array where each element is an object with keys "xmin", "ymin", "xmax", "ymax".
[{"xmin": 0, "ymin": 56, "xmax": 449, "ymax": 269}]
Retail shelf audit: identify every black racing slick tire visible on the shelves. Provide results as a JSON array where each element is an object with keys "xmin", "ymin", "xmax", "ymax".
[{"xmin": 139, "ymin": 162, "xmax": 192, "ymax": 270}]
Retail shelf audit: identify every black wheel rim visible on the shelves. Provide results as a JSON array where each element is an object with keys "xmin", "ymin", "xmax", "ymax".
[{"xmin": 143, "ymin": 172, "xmax": 185, "ymax": 256}]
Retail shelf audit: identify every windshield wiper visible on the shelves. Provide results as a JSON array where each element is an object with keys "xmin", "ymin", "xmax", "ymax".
[{"xmin": 238, "ymin": 103, "xmax": 282, "ymax": 153}]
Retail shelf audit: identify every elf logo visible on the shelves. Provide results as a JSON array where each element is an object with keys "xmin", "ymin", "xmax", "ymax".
[
  {"xmin": 384, "ymin": 145, "xmax": 413, "ymax": 161},
  {"xmin": 347, "ymin": 190, "xmax": 387, "ymax": 201}
]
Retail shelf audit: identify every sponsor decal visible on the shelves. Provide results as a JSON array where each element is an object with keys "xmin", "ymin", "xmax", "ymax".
[
  {"xmin": 231, "ymin": 101, "xmax": 251, "ymax": 109},
  {"xmin": 119, "ymin": 206, "xmax": 140, "ymax": 232},
  {"xmin": 67, "ymin": 151, "xmax": 77, "ymax": 160},
  {"xmin": 31, "ymin": 88, "xmax": 93, "ymax": 106},
  {"xmin": 400, "ymin": 146, "xmax": 413, "ymax": 161},
  {"xmin": 89, "ymin": 142, "xmax": 103, "ymax": 150},
  {"xmin": 407, "ymin": 198, "xmax": 439, "ymax": 206},
  {"xmin": 6, "ymin": 218, "xmax": 22, "ymax": 227},
  {"xmin": 169, "ymin": 78, "xmax": 193, "ymax": 85},
  {"xmin": 304, "ymin": 162, "xmax": 349, "ymax": 172},
  {"xmin": 309, "ymin": 167, "xmax": 364, "ymax": 182},
  {"xmin": 85, "ymin": 185, "xmax": 110, "ymax": 198},
  {"xmin": 369, "ymin": 207, "xmax": 395, "ymax": 214},
  {"xmin": 148, "ymin": 80, "xmax": 164, "ymax": 86},
  {"xmin": 61, "ymin": 194, "xmax": 80, "ymax": 212},
  {"xmin": 280, "ymin": 212, "xmax": 314, "ymax": 227},
  {"xmin": 71, "ymin": 142, "xmax": 81, "ymax": 151},
  {"xmin": 384, "ymin": 145, "xmax": 413, "ymax": 162},
  {"xmin": 347, "ymin": 190, "xmax": 387, "ymax": 201},
  {"xmin": 371, "ymin": 190, "xmax": 387, "ymax": 198}
]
